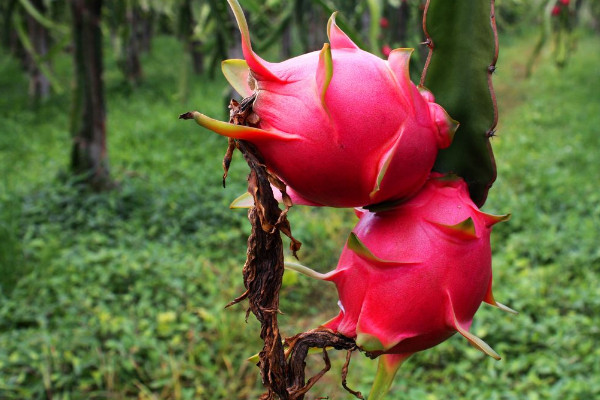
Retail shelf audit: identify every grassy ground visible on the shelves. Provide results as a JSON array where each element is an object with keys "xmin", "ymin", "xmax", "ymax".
[{"xmin": 1, "ymin": 30, "xmax": 599, "ymax": 399}]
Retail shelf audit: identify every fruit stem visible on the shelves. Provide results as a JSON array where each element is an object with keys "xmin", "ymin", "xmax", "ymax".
[{"xmin": 368, "ymin": 354, "xmax": 410, "ymax": 400}]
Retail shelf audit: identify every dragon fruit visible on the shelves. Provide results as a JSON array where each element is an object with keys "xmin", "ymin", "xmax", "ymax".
[
  {"xmin": 186, "ymin": 0, "xmax": 457, "ymax": 208},
  {"xmin": 288, "ymin": 174, "xmax": 514, "ymax": 360}
]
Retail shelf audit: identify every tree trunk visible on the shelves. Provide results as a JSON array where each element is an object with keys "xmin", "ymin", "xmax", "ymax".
[
  {"xmin": 26, "ymin": 0, "xmax": 51, "ymax": 100},
  {"xmin": 178, "ymin": 0, "xmax": 204, "ymax": 75},
  {"xmin": 123, "ymin": 5, "xmax": 143, "ymax": 84},
  {"xmin": 281, "ymin": 23, "xmax": 292, "ymax": 59},
  {"xmin": 308, "ymin": 6, "xmax": 327, "ymax": 51},
  {"xmin": 137, "ymin": 9, "xmax": 154, "ymax": 53},
  {"xmin": 189, "ymin": 39, "xmax": 204, "ymax": 75},
  {"xmin": 394, "ymin": 0, "xmax": 410, "ymax": 46},
  {"xmin": 4, "ymin": 0, "xmax": 27, "ymax": 68},
  {"xmin": 69, "ymin": 0, "xmax": 111, "ymax": 191}
]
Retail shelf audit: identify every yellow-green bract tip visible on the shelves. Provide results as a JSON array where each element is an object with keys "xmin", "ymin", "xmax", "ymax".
[
  {"xmin": 229, "ymin": 192, "xmax": 254, "ymax": 209},
  {"xmin": 326, "ymin": 12, "xmax": 338, "ymax": 43},
  {"xmin": 227, "ymin": 0, "xmax": 251, "ymax": 52},
  {"xmin": 183, "ymin": 111, "xmax": 298, "ymax": 142},
  {"xmin": 449, "ymin": 295, "xmax": 501, "ymax": 360},
  {"xmin": 284, "ymin": 262, "xmax": 336, "ymax": 281},
  {"xmin": 222, "ymin": 59, "xmax": 253, "ymax": 98}
]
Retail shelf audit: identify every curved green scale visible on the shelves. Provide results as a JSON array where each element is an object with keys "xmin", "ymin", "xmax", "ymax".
[
  {"xmin": 222, "ymin": 59, "xmax": 253, "ymax": 98},
  {"xmin": 229, "ymin": 192, "xmax": 254, "ymax": 209},
  {"xmin": 427, "ymin": 217, "xmax": 478, "ymax": 240},
  {"xmin": 347, "ymin": 233, "xmax": 412, "ymax": 266},
  {"xmin": 316, "ymin": 43, "xmax": 333, "ymax": 115},
  {"xmin": 347, "ymin": 233, "xmax": 421, "ymax": 266}
]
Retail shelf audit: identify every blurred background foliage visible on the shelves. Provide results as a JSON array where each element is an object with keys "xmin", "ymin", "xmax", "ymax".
[{"xmin": 1, "ymin": 0, "xmax": 599, "ymax": 399}]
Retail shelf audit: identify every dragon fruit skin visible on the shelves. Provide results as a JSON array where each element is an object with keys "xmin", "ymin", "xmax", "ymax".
[
  {"xmin": 294, "ymin": 175, "xmax": 514, "ymax": 358},
  {"xmin": 190, "ymin": 0, "xmax": 457, "ymax": 208}
]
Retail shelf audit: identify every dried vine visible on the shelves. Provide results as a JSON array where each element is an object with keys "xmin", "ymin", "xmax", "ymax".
[{"xmin": 180, "ymin": 96, "xmax": 361, "ymax": 399}]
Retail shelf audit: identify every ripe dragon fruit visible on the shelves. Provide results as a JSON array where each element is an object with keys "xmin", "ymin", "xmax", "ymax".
[
  {"xmin": 286, "ymin": 174, "xmax": 514, "ymax": 396},
  {"xmin": 187, "ymin": 0, "xmax": 457, "ymax": 208}
]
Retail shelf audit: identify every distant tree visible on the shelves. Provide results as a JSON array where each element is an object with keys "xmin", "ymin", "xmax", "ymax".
[
  {"xmin": 137, "ymin": 5, "xmax": 154, "ymax": 53},
  {"xmin": 69, "ymin": 0, "xmax": 111, "ymax": 190},
  {"xmin": 178, "ymin": 0, "xmax": 204, "ymax": 75},
  {"xmin": 2, "ymin": 0, "xmax": 68, "ymax": 103},
  {"xmin": 23, "ymin": 0, "xmax": 51, "ymax": 99},
  {"xmin": 106, "ymin": 0, "xmax": 144, "ymax": 85}
]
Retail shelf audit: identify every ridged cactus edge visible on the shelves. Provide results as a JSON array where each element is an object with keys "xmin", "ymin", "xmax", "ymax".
[{"xmin": 421, "ymin": 0, "xmax": 500, "ymax": 207}]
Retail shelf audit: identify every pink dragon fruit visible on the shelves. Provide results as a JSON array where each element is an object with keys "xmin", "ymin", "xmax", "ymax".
[
  {"xmin": 186, "ymin": 0, "xmax": 457, "ymax": 208},
  {"xmin": 552, "ymin": 5, "xmax": 561, "ymax": 16},
  {"xmin": 288, "ymin": 174, "xmax": 514, "ymax": 359}
]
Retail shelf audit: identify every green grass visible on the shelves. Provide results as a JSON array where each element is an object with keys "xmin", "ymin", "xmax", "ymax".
[{"xmin": 1, "ymin": 30, "xmax": 600, "ymax": 399}]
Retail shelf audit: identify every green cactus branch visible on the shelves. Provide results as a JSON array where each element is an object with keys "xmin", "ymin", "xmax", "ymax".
[{"xmin": 421, "ymin": 0, "xmax": 499, "ymax": 207}]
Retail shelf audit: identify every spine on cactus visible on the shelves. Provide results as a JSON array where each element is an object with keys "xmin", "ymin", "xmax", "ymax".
[{"xmin": 421, "ymin": 0, "xmax": 500, "ymax": 207}]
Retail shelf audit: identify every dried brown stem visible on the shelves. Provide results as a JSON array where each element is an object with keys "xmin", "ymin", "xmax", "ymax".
[
  {"xmin": 181, "ymin": 95, "xmax": 359, "ymax": 399},
  {"xmin": 342, "ymin": 350, "xmax": 364, "ymax": 399},
  {"xmin": 236, "ymin": 132, "xmax": 291, "ymax": 400},
  {"xmin": 285, "ymin": 328, "xmax": 361, "ymax": 400},
  {"xmin": 223, "ymin": 137, "xmax": 236, "ymax": 187}
]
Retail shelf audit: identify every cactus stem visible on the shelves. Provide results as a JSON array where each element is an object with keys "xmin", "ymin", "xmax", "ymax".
[
  {"xmin": 488, "ymin": 0, "xmax": 500, "ymax": 134},
  {"xmin": 421, "ymin": 38, "xmax": 433, "ymax": 48},
  {"xmin": 419, "ymin": 0, "xmax": 434, "ymax": 86}
]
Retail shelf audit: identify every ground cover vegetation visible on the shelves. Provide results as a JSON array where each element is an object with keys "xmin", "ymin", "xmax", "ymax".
[{"xmin": 1, "ymin": 9, "xmax": 599, "ymax": 400}]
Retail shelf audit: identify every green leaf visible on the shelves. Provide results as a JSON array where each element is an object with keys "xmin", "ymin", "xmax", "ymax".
[
  {"xmin": 421, "ymin": 0, "xmax": 499, "ymax": 207},
  {"xmin": 18, "ymin": 0, "xmax": 68, "ymax": 33}
]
